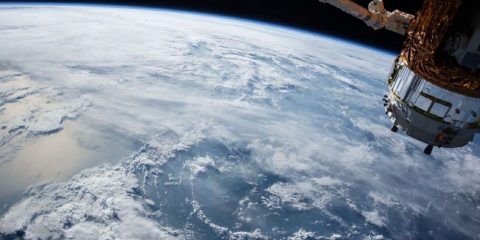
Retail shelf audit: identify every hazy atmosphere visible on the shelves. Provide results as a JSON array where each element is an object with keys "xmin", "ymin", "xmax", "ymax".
[{"xmin": 0, "ymin": 5, "xmax": 479, "ymax": 240}]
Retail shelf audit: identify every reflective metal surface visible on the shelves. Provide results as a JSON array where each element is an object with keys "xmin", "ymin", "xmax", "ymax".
[{"xmin": 385, "ymin": 57, "xmax": 480, "ymax": 148}]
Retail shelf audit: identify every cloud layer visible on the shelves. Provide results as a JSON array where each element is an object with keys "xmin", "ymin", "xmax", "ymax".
[{"xmin": 0, "ymin": 5, "xmax": 479, "ymax": 240}]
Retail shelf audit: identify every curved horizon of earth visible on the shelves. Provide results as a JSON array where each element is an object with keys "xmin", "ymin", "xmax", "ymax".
[{"xmin": 0, "ymin": 4, "xmax": 479, "ymax": 240}]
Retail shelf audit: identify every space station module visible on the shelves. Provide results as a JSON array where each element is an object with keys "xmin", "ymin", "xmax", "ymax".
[{"xmin": 319, "ymin": 0, "xmax": 480, "ymax": 154}]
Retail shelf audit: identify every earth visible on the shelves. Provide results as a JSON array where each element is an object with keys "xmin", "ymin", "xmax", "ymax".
[{"xmin": 0, "ymin": 4, "xmax": 479, "ymax": 240}]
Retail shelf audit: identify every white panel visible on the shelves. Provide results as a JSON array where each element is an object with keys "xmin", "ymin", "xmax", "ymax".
[
  {"xmin": 392, "ymin": 65, "xmax": 416, "ymax": 100},
  {"xmin": 430, "ymin": 103, "xmax": 450, "ymax": 118},
  {"xmin": 397, "ymin": 74, "xmax": 415, "ymax": 99},
  {"xmin": 390, "ymin": 60, "xmax": 480, "ymax": 126},
  {"xmin": 415, "ymin": 95, "xmax": 432, "ymax": 112}
]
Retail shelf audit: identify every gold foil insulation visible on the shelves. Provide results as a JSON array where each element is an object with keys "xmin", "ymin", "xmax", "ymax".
[{"xmin": 401, "ymin": 0, "xmax": 480, "ymax": 98}]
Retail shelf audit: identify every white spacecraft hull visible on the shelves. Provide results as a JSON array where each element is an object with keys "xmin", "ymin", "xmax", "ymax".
[{"xmin": 385, "ymin": 57, "xmax": 480, "ymax": 150}]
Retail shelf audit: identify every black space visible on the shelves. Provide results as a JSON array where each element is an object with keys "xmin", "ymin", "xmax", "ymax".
[{"xmin": 12, "ymin": 0, "xmax": 424, "ymax": 52}]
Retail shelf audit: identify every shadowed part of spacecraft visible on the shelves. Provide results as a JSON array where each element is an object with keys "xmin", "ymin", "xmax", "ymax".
[{"xmin": 319, "ymin": 0, "xmax": 480, "ymax": 155}]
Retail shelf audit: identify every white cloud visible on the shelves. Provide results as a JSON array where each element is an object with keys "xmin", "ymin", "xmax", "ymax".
[
  {"xmin": 361, "ymin": 210, "xmax": 386, "ymax": 227},
  {"xmin": 0, "ymin": 5, "xmax": 478, "ymax": 240},
  {"xmin": 0, "ymin": 166, "xmax": 181, "ymax": 239},
  {"xmin": 266, "ymin": 177, "xmax": 344, "ymax": 211}
]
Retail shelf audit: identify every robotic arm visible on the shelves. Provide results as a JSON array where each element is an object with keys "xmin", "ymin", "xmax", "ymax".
[{"xmin": 318, "ymin": 0, "xmax": 414, "ymax": 35}]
